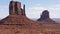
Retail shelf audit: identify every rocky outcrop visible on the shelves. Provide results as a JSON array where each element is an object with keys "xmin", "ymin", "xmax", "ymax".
[
  {"xmin": 9, "ymin": 1, "xmax": 26, "ymax": 16},
  {"xmin": 0, "ymin": 1, "xmax": 33, "ymax": 25},
  {"xmin": 38, "ymin": 10, "xmax": 49, "ymax": 21},
  {"xmin": 37, "ymin": 10, "xmax": 57, "ymax": 24},
  {"xmin": 22, "ymin": 4, "xmax": 26, "ymax": 16},
  {"xmin": 9, "ymin": 1, "xmax": 15, "ymax": 15},
  {"xmin": 0, "ymin": 1, "xmax": 60, "ymax": 34}
]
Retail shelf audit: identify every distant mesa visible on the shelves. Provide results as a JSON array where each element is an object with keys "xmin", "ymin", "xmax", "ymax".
[
  {"xmin": 37, "ymin": 10, "xmax": 57, "ymax": 24},
  {"xmin": 38, "ymin": 10, "xmax": 49, "ymax": 21}
]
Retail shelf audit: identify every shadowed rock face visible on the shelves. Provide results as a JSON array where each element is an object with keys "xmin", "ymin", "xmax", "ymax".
[
  {"xmin": 41, "ymin": 10, "xmax": 49, "ymax": 19},
  {"xmin": 37, "ymin": 10, "xmax": 57, "ymax": 24},
  {"xmin": 38, "ymin": 10, "xmax": 49, "ymax": 21}
]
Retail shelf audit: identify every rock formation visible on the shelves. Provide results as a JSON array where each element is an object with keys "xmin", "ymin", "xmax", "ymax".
[
  {"xmin": 22, "ymin": 4, "xmax": 26, "ymax": 16},
  {"xmin": 38, "ymin": 10, "xmax": 49, "ymax": 21},
  {"xmin": 37, "ymin": 10, "xmax": 57, "ymax": 24},
  {"xmin": 9, "ymin": 1, "xmax": 26, "ymax": 16},
  {"xmin": 0, "ymin": 0, "xmax": 60, "ymax": 34},
  {"xmin": 0, "ymin": 1, "xmax": 41, "ymax": 34},
  {"xmin": 9, "ymin": 1, "xmax": 15, "ymax": 15}
]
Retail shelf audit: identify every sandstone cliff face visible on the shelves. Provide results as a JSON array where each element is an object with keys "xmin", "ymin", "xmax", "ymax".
[
  {"xmin": 9, "ymin": 1, "xmax": 26, "ymax": 16},
  {"xmin": 0, "ymin": 1, "xmax": 60, "ymax": 34}
]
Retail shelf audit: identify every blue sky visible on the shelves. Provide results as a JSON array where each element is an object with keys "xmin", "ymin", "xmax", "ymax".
[{"xmin": 0, "ymin": 0, "xmax": 60, "ymax": 19}]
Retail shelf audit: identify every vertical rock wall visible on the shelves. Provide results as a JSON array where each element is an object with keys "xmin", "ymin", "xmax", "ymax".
[
  {"xmin": 9, "ymin": 1, "xmax": 15, "ymax": 15},
  {"xmin": 9, "ymin": 1, "xmax": 26, "ymax": 16}
]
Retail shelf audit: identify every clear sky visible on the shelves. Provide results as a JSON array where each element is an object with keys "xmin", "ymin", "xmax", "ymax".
[{"xmin": 0, "ymin": 0, "xmax": 60, "ymax": 19}]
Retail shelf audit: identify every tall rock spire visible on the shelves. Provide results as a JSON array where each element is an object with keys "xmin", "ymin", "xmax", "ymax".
[
  {"xmin": 9, "ymin": 1, "xmax": 15, "ymax": 15},
  {"xmin": 15, "ymin": 2, "xmax": 21, "ymax": 15},
  {"xmin": 22, "ymin": 4, "xmax": 26, "ymax": 16}
]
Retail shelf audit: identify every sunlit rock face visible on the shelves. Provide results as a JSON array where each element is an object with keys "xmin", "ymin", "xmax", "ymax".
[
  {"xmin": 9, "ymin": 1, "xmax": 26, "ymax": 16},
  {"xmin": 0, "ymin": 1, "xmax": 42, "ymax": 34}
]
